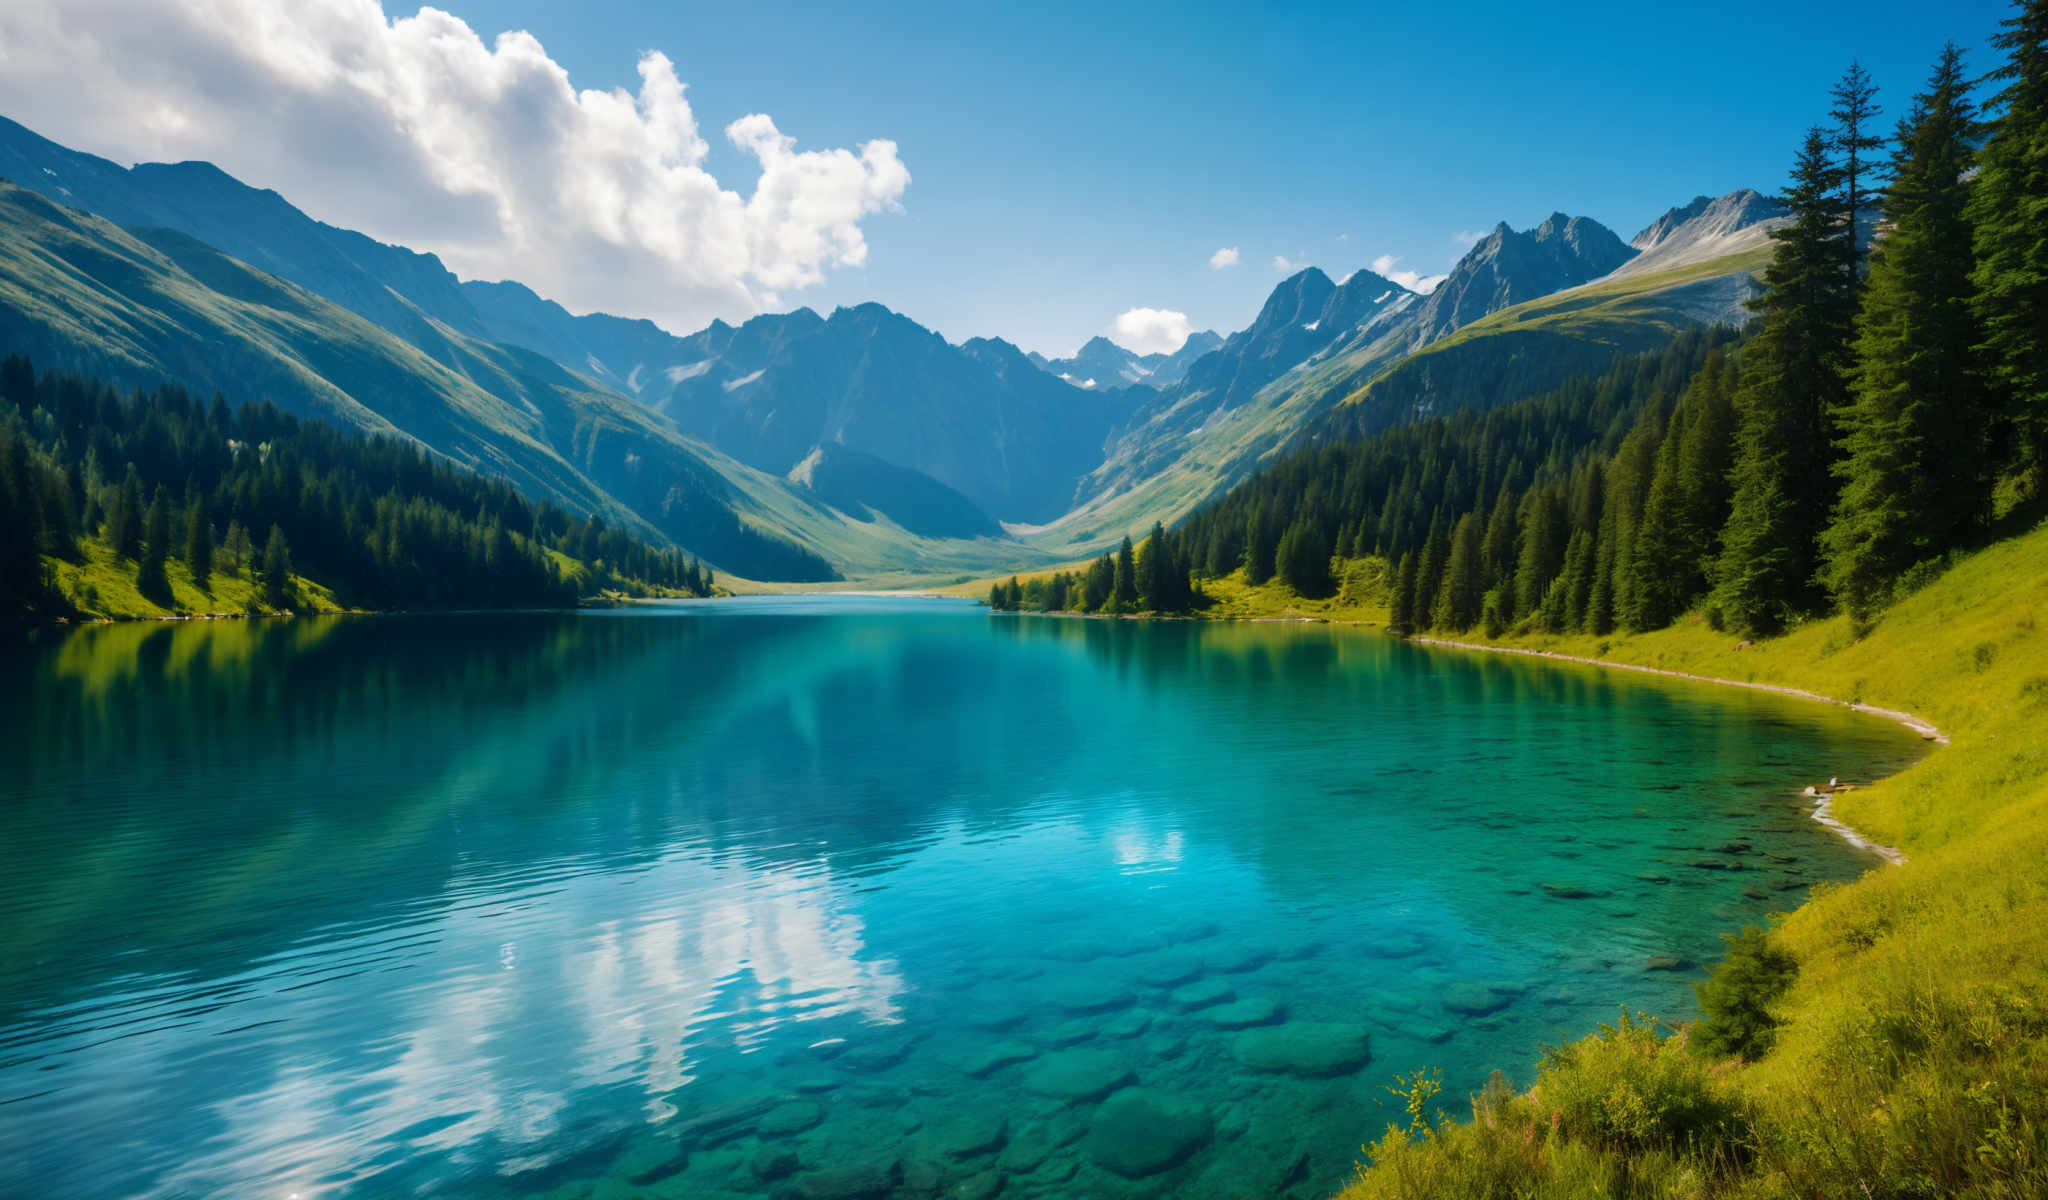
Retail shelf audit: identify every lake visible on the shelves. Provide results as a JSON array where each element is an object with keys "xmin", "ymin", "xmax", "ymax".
[{"xmin": 0, "ymin": 597, "xmax": 1926, "ymax": 1199}]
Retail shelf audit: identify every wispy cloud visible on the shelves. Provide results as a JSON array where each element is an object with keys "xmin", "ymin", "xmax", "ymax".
[
  {"xmin": 1371, "ymin": 254, "xmax": 1447, "ymax": 294},
  {"xmin": 1208, "ymin": 246, "xmax": 1240, "ymax": 270},
  {"xmin": 1453, "ymin": 230, "xmax": 1487, "ymax": 247},
  {"xmin": 0, "ymin": 0, "xmax": 910, "ymax": 334},
  {"xmin": 1109, "ymin": 307, "xmax": 1194, "ymax": 355},
  {"xmin": 1272, "ymin": 253, "xmax": 1309, "ymax": 273}
]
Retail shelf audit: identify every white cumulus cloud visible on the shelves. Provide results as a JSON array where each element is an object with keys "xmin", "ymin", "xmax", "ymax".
[
  {"xmin": 1272, "ymin": 254, "xmax": 1307, "ymax": 272},
  {"xmin": 1108, "ymin": 307, "xmax": 1193, "ymax": 356},
  {"xmin": 1371, "ymin": 254, "xmax": 1446, "ymax": 295},
  {"xmin": 0, "ymin": 0, "xmax": 910, "ymax": 333},
  {"xmin": 1207, "ymin": 246, "xmax": 1240, "ymax": 270}
]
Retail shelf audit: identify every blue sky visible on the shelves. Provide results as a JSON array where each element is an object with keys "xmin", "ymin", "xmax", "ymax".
[
  {"xmin": 431, "ymin": 0, "xmax": 2007, "ymax": 354},
  {"xmin": 0, "ymin": 0, "xmax": 2014, "ymax": 356}
]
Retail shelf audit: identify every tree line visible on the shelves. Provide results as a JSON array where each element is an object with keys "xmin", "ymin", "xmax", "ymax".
[
  {"xmin": 1182, "ymin": 21, "xmax": 2047, "ymax": 640},
  {"xmin": 0, "ymin": 357, "xmax": 714, "ymax": 625},
  {"xmin": 987, "ymin": 522, "xmax": 1201, "ymax": 614}
]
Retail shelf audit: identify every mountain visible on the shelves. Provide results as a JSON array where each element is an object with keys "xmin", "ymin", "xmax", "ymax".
[
  {"xmin": 631, "ymin": 305, "xmax": 1137, "ymax": 524},
  {"xmin": 1613, "ymin": 188, "xmax": 1788, "ymax": 279},
  {"xmin": 1013, "ymin": 202, "xmax": 1779, "ymax": 562},
  {"xmin": 0, "ymin": 116, "xmax": 1121, "ymax": 533},
  {"xmin": 786, "ymin": 444, "xmax": 999, "ymax": 539},
  {"xmin": 1029, "ymin": 331, "xmax": 1224, "ymax": 390},
  {"xmin": 1402, "ymin": 213, "xmax": 1638, "ymax": 346},
  {"xmin": 0, "ymin": 180, "xmax": 844, "ymax": 580}
]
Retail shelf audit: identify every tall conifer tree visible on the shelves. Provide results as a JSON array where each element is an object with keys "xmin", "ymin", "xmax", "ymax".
[
  {"xmin": 1715, "ymin": 127, "xmax": 1857, "ymax": 634},
  {"xmin": 1969, "ymin": 0, "xmax": 2048, "ymax": 488},
  {"xmin": 136, "ymin": 487, "xmax": 170, "ymax": 600},
  {"xmin": 1825, "ymin": 45, "xmax": 1987, "ymax": 618},
  {"xmin": 1830, "ymin": 62, "xmax": 1886, "ymax": 266}
]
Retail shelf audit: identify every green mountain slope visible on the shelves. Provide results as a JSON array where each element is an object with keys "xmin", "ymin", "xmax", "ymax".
[
  {"xmin": 1324, "ymin": 246, "xmax": 1771, "ymax": 440},
  {"xmin": 0, "ymin": 181, "xmax": 846, "ymax": 579},
  {"xmin": 1020, "ymin": 243, "xmax": 1770, "ymax": 562}
]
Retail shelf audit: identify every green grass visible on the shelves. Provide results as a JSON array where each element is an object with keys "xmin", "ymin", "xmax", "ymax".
[
  {"xmin": 1327, "ymin": 518, "xmax": 2048, "ymax": 1199},
  {"xmin": 45, "ymin": 537, "xmax": 344, "ymax": 620}
]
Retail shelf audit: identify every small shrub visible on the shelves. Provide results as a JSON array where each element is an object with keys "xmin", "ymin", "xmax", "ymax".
[
  {"xmin": 1535, "ymin": 1010, "xmax": 1750, "ymax": 1155},
  {"xmin": 1691, "ymin": 927, "xmax": 1798, "ymax": 1060},
  {"xmin": 1973, "ymin": 641, "xmax": 1997, "ymax": 673}
]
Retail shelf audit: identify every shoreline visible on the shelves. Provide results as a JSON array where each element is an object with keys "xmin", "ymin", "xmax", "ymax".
[{"xmin": 1409, "ymin": 636, "xmax": 1942, "ymax": 865}]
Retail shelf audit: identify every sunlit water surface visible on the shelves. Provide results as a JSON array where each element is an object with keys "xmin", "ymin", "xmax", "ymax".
[{"xmin": 0, "ymin": 598, "xmax": 1925, "ymax": 1199}]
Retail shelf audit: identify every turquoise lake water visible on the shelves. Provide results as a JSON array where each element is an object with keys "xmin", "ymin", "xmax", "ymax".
[{"xmin": 0, "ymin": 597, "xmax": 1928, "ymax": 1199}]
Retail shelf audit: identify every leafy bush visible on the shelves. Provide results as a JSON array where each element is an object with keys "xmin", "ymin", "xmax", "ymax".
[
  {"xmin": 1535, "ymin": 1010, "xmax": 1750, "ymax": 1155},
  {"xmin": 1691, "ymin": 927, "xmax": 1798, "ymax": 1061}
]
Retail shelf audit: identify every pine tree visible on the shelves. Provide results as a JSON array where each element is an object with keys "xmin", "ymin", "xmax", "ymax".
[
  {"xmin": 218, "ymin": 520, "xmax": 251, "ymax": 578},
  {"xmin": 1388, "ymin": 551, "xmax": 1418, "ymax": 637},
  {"xmin": 1077, "ymin": 554, "xmax": 1107, "ymax": 611},
  {"xmin": 261, "ymin": 524, "xmax": 294, "ymax": 609},
  {"xmin": 1412, "ymin": 512, "xmax": 1450, "ymax": 626},
  {"xmin": 1277, "ymin": 516, "xmax": 1331, "ymax": 596},
  {"xmin": 1715, "ymin": 127, "xmax": 1858, "ymax": 635},
  {"xmin": 136, "ymin": 487, "xmax": 171, "ymax": 600},
  {"xmin": 1432, "ymin": 512, "xmax": 1484, "ymax": 631},
  {"xmin": 1629, "ymin": 407, "xmax": 1692, "ymax": 631},
  {"xmin": 184, "ymin": 499, "xmax": 214, "ymax": 592},
  {"xmin": 1970, "ymin": 0, "xmax": 2048, "ymax": 489},
  {"xmin": 1112, "ymin": 536, "xmax": 1138, "ymax": 611},
  {"xmin": 1830, "ymin": 61, "xmax": 1886, "ymax": 267},
  {"xmin": 1138, "ymin": 521, "xmax": 1169, "ymax": 608},
  {"xmin": 107, "ymin": 465, "xmax": 144, "ymax": 560},
  {"xmin": 1825, "ymin": 45, "xmax": 1987, "ymax": 619},
  {"xmin": 1243, "ymin": 505, "xmax": 1277, "ymax": 585},
  {"xmin": 988, "ymin": 581, "xmax": 1007, "ymax": 610},
  {"xmin": 1677, "ymin": 354, "xmax": 1739, "ymax": 583},
  {"xmin": 1514, "ymin": 486, "xmax": 1567, "ymax": 620}
]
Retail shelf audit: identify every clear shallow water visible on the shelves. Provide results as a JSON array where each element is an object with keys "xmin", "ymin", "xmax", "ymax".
[{"xmin": 0, "ymin": 598, "xmax": 1926, "ymax": 1200}]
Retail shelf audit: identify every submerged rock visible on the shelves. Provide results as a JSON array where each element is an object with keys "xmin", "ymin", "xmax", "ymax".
[
  {"xmin": 1168, "ymin": 979, "xmax": 1235, "ymax": 1010},
  {"xmin": 1231, "ymin": 1022, "xmax": 1373, "ymax": 1077},
  {"xmin": 1024, "ymin": 1048, "xmax": 1136, "ymax": 1101},
  {"xmin": 1134, "ymin": 956, "xmax": 1205, "ymax": 988},
  {"xmin": 1099, "ymin": 1011, "xmax": 1152, "ymax": 1040},
  {"xmin": 751, "ymin": 1144, "xmax": 800, "ymax": 1181},
  {"xmin": 1205, "ymin": 997, "xmax": 1283, "ymax": 1029},
  {"xmin": 612, "ymin": 1130, "xmax": 688, "ymax": 1184},
  {"xmin": 1438, "ymin": 982, "xmax": 1522, "ymax": 1016},
  {"xmin": 1203, "ymin": 943, "xmax": 1275, "ymax": 974},
  {"xmin": 926, "ymin": 1111, "xmax": 1007, "ymax": 1159},
  {"xmin": 1645, "ymin": 955, "xmax": 1696, "ymax": 972},
  {"xmin": 757, "ymin": 1101, "xmax": 823, "ymax": 1137},
  {"xmin": 791, "ymin": 1159, "xmax": 901, "ymax": 1200},
  {"xmin": 1087, "ymin": 1087, "xmax": 1213, "ymax": 1178},
  {"xmin": 1038, "ymin": 977, "xmax": 1132, "ymax": 1013},
  {"xmin": 1540, "ymin": 882, "xmax": 1604, "ymax": 899},
  {"xmin": 1360, "ymin": 931, "xmax": 1429, "ymax": 959}
]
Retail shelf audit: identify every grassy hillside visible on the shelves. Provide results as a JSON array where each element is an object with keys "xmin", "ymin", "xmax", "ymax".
[
  {"xmin": 46, "ymin": 536, "xmax": 343, "ymax": 620},
  {"xmin": 1197, "ymin": 521, "xmax": 2048, "ymax": 1197},
  {"xmin": 1323, "ymin": 248, "xmax": 1770, "ymax": 443}
]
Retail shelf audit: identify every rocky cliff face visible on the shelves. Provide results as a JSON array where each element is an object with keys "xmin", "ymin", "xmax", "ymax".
[
  {"xmin": 1405, "ymin": 213, "xmax": 1637, "ymax": 346},
  {"xmin": 1611, "ymin": 188, "xmax": 1789, "ymax": 278}
]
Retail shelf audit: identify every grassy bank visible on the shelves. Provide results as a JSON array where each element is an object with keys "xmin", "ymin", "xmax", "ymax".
[
  {"xmin": 1313, "ymin": 520, "xmax": 2048, "ymax": 1197},
  {"xmin": 43, "ymin": 536, "xmax": 344, "ymax": 621}
]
